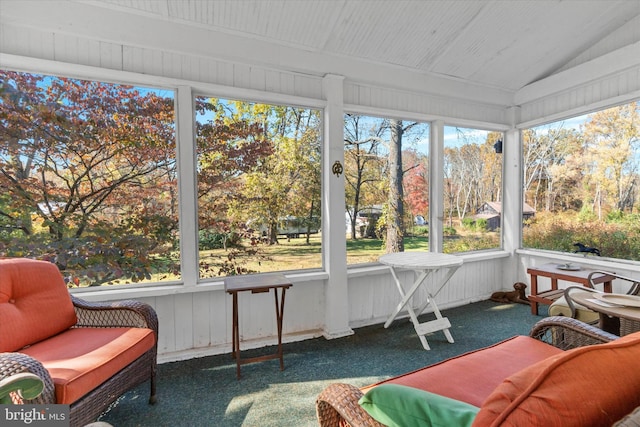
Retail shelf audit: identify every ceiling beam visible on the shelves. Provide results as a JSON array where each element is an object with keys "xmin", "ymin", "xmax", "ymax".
[
  {"xmin": 0, "ymin": 0, "xmax": 514, "ymax": 107},
  {"xmin": 514, "ymin": 41, "xmax": 640, "ymax": 106}
]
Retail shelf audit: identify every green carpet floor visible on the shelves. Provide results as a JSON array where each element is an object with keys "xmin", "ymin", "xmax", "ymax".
[{"xmin": 99, "ymin": 300, "xmax": 548, "ymax": 427}]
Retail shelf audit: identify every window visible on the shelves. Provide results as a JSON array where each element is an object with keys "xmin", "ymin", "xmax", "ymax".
[
  {"xmin": 344, "ymin": 114, "xmax": 430, "ymax": 264},
  {"xmin": 522, "ymin": 101, "xmax": 640, "ymax": 261},
  {"xmin": 0, "ymin": 70, "xmax": 179, "ymax": 286},
  {"xmin": 443, "ymin": 126, "xmax": 503, "ymax": 253},
  {"xmin": 194, "ymin": 97, "xmax": 322, "ymax": 278}
]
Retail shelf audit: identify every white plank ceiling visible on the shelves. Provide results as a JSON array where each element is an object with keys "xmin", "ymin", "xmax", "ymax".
[
  {"xmin": 76, "ymin": 0, "xmax": 640, "ymax": 93},
  {"xmin": 1, "ymin": 0, "xmax": 639, "ymax": 102}
]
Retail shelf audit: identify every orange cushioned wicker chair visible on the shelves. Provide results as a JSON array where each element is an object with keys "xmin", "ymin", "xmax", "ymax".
[
  {"xmin": 316, "ymin": 316, "xmax": 640, "ymax": 427},
  {"xmin": 0, "ymin": 258, "xmax": 158, "ymax": 427}
]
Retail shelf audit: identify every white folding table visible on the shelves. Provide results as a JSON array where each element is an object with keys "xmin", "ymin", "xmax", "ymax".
[{"xmin": 379, "ymin": 252, "xmax": 463, "ymax": 350}]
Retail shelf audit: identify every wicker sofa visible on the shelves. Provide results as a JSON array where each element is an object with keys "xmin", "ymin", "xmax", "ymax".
[
  {"xmin": 0, "ymin": 258, "xmax": 158, "ymax": 427},
  {"xmin": 316, "ymin": 316, "xmax": 640, "ymax": 427}
]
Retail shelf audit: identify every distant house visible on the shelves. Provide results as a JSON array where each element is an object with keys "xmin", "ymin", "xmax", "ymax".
[
  {"xmin": 474, "ymin": 201, "xmax": 535, "ymax": 230},
  {"xmin": 346, "ymin": 205, "xmax": 383, "ymax": 238}
]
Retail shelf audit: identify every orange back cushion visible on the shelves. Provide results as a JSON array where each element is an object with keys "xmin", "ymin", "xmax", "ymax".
[
  {"xmin": 0, "ymin": 258, "xmax": 77, "ymax": 351},
  {"xmin": 473, "ymin": 331, "xmax": 640, "ymax": 427}
]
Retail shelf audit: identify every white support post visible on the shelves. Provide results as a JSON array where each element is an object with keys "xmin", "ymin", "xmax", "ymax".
[
  {"xmin": 176, "ymin": 86, "xmax": 199, "ymax": 287},
  {"xmin": 322, "ymin": 74, "xmax": 354, "ymax": 339},
  {"xmin": 502, "ymin": 129, "xmax": 522, "ymax": 255},
  {"xmin": 429, "ymin": 120, "xmax": 445, "ymax": 253},
  {"xmin": 503, "ymin": 106, "xmax": 523, "ymax": 286}
]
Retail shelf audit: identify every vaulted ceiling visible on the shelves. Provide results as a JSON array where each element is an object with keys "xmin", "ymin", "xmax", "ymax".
[
  {"xmin": 82, "ymin": 0, "xmax": 640, "ymax": 91},
  {"xmin": 2, "ymin": 0, "xmax": 640, "ymax": 104}
]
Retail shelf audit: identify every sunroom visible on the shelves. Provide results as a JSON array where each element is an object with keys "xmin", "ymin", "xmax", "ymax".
[{"xmin": 1, "ymin": 0, "xmax": 640, "ymax": 424}]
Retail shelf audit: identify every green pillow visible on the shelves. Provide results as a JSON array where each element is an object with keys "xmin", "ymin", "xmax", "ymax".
[{"xmin": 359, "ymin": 384, "xmax": 479, "ymax": 427}]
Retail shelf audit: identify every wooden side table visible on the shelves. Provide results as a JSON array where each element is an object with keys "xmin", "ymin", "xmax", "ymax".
[
  {"xmin": 224, "ymin": 274, "xmax": 292, "ymax": 379},
  {"xmin": 527, "ymin": 263, "xmax": 614, "ymax": 315}
]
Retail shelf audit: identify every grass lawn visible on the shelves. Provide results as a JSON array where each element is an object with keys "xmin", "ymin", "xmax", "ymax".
[
  {"xmin": 198, "ymin": 234, "xmax": 439, "ymax": 276},
  {"xmin": 121, "ymin": 230, "xmax": 498, "ymax": 284},
  {"xmin": 198, "ymin": 230, "xmax": 500, "ymax": 278}
]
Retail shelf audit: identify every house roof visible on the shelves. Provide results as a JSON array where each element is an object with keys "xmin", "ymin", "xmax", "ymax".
[
  {"xmin": 2, "ymin": 0, "xmax": 639, "ymax": 109},
  {"xmin": 484, "ymin": 201, "xmax": 536, "ymax": 215}
]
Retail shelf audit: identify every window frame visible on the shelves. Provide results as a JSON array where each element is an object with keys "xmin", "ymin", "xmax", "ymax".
[
  {"xmin": 0, "ymin": 66, "xmax": 181, "ymax": 290},
  {"xmin": 11, "ymin": 57, "xmax": 637, "ymax": 299},
  {"xmin": 342, "ymin": 106, "xmax": 508, "ymax": 264},
  {"xmin": 518, "ymin": 100, "xmax": 640, "ymax": 263},
  {"xmin": 0, "ymin": 60, "xmax": 330, "ymax": 294},
  {"xmin": 174, "ymin": 86, "xmax": 328, "ymax": 288},
  {"xmin": 191, "ymin": 92, "xmax": 326, "ymax": 280},
  {"xmin": 441, "ymin": 125, "xmax": 505, "ymax": 254}
]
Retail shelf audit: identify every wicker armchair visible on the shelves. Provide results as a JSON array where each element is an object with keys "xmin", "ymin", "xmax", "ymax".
[
  {"xmin": 0, "ymin": 258, "xmax": 158, "ymax": 427},
  {"xmin": 316, "ymin": 316, "xmax": 640, "ymax": 427},
  {"xmin": 0, "ymin": 296, "xmax": 158, "ymax": 426},
  {"xmin": 560, "ymin": 271, "xmax": 640, "ymax": 334}
]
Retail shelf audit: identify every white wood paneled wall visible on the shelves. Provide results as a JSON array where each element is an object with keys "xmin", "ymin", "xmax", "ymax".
[
  {"xmin": 0, "ymin": 22, "xmax": 324, "ymax": 101},
  {"xmin": 518, "ymin": 65, "xmax": 640, "ymax": 126},
  {"xmin": 515, "ymin": 17, "xmax": 640, "ymax": 126},
  {"xmin": 134, "ymin": 255, "xmax": 510, "ymax": 363},
  {"xmin": 343, "ymin": 82, "xmax": 507, "ymax": 125}
]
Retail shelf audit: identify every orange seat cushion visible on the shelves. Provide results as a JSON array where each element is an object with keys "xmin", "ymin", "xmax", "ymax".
[
  {"xmin": 0, "ymin": 258, "xmax": 77, "ymax": 352},
  {"xmin": 363, "ymin": 335, "xmax": 562, "ymax": 408},
  {"xmin": 473, "ymin": 331, "xmax": 640, "ymax": 427},
  {"xmin": 21, "ymin": 327, "xmax": 155, "ymax": 404}
]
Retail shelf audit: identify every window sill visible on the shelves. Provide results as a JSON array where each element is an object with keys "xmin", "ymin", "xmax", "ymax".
[
  {"xmin": 71, "ymin": 270, "xmax": 330, "ymax": 301},
  {"xmin": 347, "ymin": 249, "xmax": 510, "ymax": 278},
  {"xmin": 71, "ymin": 251, "xmax": 512, "ymax": 301},
  {"xmin": 516, "ymin": 248, "xmax": 640, "ymax": 273}
]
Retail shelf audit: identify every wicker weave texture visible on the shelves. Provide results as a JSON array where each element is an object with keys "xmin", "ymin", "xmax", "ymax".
[
  {"xmin": 316, "ymin": 383, "xmax": 385, "ymax": 427},
  {"xmin": 530, "ymin": 315, "xmax": 618, "ymax": 349},
  {"xmin": 0, "ymin": 352, "xmax": 55, "ymax": 404},
  {"xmin": 69, "ymin": 350, "xmax": 156, "ymax": 427},
  {"xmin": 72, "ymin": 295, "xmax": 159, "ymax": 330},
  {"xmin": 316, "ymin": 316, "xmax": 625, "ymax": 427},
  {"xmin": 621, "ymin": 319, "xmax": 640, "ymax": 336}
]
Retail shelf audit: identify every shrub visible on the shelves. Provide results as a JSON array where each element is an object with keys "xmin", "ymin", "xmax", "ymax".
[
  {"xmin": 475, "ymin": 218, "xmax": 488, "ymax": 231},
  {"xmin": 523, "ymin": 211, "xmax": 640, "ymax": 261},
  {"xmin": 461, "ymin": 218, "xmax": 475, "ymax": 230},
  {"xmin": 199, "ymin": 229, "xmax": 241, "ymax": 250},
  {"xmin": 0, "ymin": 232, "xmax": 179, "ymax": 286},
  {"xmin": 413, "ymin": 225, "xmax": 429, "ymax": 236},
  {"xmin": 444, "ymin": 233, "xmax": 499, "ymax": 253}
]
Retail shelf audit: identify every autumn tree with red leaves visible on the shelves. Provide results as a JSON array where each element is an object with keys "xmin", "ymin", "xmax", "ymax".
[
  {"xmin": 0, "ymin": 70, "xmax": 177, "ymax": 284},
  {"xmin": 403, "ymin": 149, "xmax": 429, "ymax": 219}
]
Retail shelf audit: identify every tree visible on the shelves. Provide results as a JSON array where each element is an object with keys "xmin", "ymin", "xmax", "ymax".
[
  {"xmin": 384, "ymin": 119, "xmax": 427, "ymax": 252},
  {"xmin": 1, "ymin": 71, "xmax": 176, "ymax": 238},
  {"xmin": 344, "ymin": 114, "xmax": 386, "ymax": 239},
  {"xmin": 0, "ymin": 71, "xmax": 179, "ymax": 284},
  {"xmin": 523, "ymin": 125, "xmax": 584, "ymax": 212},
  {"xmin": 583, "ymin": 103, "xmax": 640, "ymax": 216},
  {"xmin": 198, "ymin": 100, "xmax": 321, "ymax": 246},
  {"xmin": 442, "ymin": 128, "xmax": 502, "ymax": 229},
  {"xmin": 195, "ymin": 97, "xmax": 273, "ymax": 238},
  {"xmin": 402, "ymin": 149, "xmax": 429, "ymax": 220},
  {"xmin": 237, "ymin": 105, "xmax": 321, "ymax": 245},
  {"xmin": 386, "ymin": 119, "xmax": 404, "ymax": 252},
  {"xmin": 479, "ymin": 132, "xmax": 503, "ymax": 205}
]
